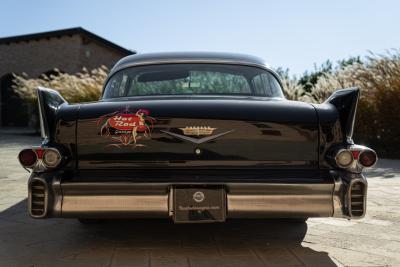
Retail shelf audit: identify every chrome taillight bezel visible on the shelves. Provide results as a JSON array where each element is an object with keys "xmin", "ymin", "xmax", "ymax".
[
  {"xmin": 335, "ymin": 149, "xmax": 354, "ymax": 168},
  {"xmin": 333, "ymin": 145, "xmax": 377, "ymax": 172},
  {"xmin": 18, "ymin": 147, "xmax": 63, "ymax": 171},
  {"xmin": 358, "ymin": 149, "xmax": 378, "ymax": 168},
  {"xmin": 18, "ymin": 149, "xmax": 39, "ymax": 168},
  {"xmin": 42, "ymin": 148, "xmax": 62, "ymax": 168}
]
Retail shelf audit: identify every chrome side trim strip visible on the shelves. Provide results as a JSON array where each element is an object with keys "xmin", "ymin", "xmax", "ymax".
[{"xmin": 36, "ymin": 88, "xmax": 48, "ymax": 140}]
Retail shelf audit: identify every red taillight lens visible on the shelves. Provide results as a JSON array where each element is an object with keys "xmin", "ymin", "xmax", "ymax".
[
  {"xmin": 359, "ymin": 150, "xmax": 377, "ymax": 167},
  {"xmin": 351, "ymin": 150, "xmax": 360, "ymax": 160},
  {"xmin": 18, "ymin": 149, "xmax": 37, "ymax": 167},
  {"xmin": 36, "ymin": 148, "xmax": 44, "ymax": 159}
]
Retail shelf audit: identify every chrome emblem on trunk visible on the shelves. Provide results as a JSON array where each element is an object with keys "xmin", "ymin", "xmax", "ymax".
[
  {"xmin": 160, "ymin": 129, "xmax": 234, "ymax": 144},
  {"xmin": 179, "ymin": 126, "xmax": 216, "ymax": 136}
]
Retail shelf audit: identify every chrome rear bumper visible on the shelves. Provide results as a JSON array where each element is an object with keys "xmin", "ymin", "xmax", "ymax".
[{"xmin": 28, "ymin": 171, "xmax": 367, "ymax": 220}]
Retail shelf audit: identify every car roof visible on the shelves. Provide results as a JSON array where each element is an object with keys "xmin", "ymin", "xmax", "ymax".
[{"xmin": 109, "ymin": 52, "xmax": 277, "ymax": 76}]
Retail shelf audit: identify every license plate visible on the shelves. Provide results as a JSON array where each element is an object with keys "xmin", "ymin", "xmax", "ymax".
[{"xmin": 173, "ymin": 186, "xmax": 226, "ymax": 223}]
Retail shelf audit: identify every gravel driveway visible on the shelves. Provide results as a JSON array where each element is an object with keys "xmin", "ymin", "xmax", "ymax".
[{"xmin": 0, "ymin": 133, "xmax": 399, "ymax": 267}]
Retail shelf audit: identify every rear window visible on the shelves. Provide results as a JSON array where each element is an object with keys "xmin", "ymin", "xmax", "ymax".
[{"xmin": 103, "ymin": 64, "xmax": 283, "ymax": 99}]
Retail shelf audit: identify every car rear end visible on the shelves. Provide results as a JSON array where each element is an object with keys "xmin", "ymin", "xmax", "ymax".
[{"xmin": 18, "ymin": 53, "xmax": 377, "ymax": 223}]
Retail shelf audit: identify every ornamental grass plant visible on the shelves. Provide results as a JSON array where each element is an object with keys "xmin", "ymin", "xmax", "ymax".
[
  {"xmin": 281, "ymin": 50, "xmax": 400, "ymax": 158},
  {"xmin": 13, "ymin": 66, "xmax": 107, "ymax": 104}
]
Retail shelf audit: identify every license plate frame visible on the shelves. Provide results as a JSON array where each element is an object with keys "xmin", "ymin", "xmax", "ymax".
[{"xmin": 173, "ymin": 186, "xmax": 226, "ymax": 223}]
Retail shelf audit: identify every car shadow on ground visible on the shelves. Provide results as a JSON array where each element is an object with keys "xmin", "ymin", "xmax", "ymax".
[{"xmin": 0, "ymin": 199, "xmax": 338, "ymax": 267}]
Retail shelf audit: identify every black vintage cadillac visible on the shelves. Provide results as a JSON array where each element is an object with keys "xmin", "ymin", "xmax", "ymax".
[{"xmin": 18, "ymin": 52, "xmax": 377, "ymax": 223}]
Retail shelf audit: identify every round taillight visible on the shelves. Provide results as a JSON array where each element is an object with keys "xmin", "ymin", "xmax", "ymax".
[
  {"xmin": 359, "ymin": 150, "xmax": 377, "ymax": 167},
  {"xmin": 18, "ymin": 149, "xmax": 37, "ymax": 167},
  {"xmin": 43, "ymin": 149, "xmax": 61, "ymax": 168},
  {"xmin": 335, "ymin": 149, "xmax": 353, "ymax": 168}
]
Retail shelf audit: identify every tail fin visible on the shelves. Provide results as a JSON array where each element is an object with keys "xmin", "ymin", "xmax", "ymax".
[
  {"xmin": 325, "ymin": 87, "xmax": 360, "ymax": 142},
  {"xmin": 37, "ymin": 87, "xmax": 67, "ymax": 141}
]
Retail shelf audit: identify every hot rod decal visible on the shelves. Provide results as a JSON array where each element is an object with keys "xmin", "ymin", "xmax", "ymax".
[{"xmin": 97, "ymin": 108, "xmax": 155, "ymax": 148}]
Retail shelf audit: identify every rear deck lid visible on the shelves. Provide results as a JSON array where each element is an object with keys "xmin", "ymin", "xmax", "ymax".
[{"xmin": 76, "ymin": 97, "xmax": 319, "ymax": 170}]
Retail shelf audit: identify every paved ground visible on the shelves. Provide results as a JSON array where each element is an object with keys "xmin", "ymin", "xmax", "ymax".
[{"xmin": 0, "ymin": 133, "xmax": 399, "ymax": 267}]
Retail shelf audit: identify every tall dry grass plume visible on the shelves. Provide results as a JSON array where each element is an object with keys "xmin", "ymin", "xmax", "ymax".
[
  {"xmin": 282, "ymin": 50, "xmax": 400, "ymax": 157},
  {"xmin": 13, "ymin": 66, "xmax": 108, "ymax": 104}
]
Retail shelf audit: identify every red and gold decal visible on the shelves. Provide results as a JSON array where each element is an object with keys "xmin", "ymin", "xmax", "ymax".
[{"xmin": 97, "ymin": 108, "xmax": 155, "ymax": 148}]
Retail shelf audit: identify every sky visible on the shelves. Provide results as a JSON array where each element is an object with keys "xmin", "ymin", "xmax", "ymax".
[{"xmin": 1, "ymin": 0, "xmax": 399, "ymax": 76}]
